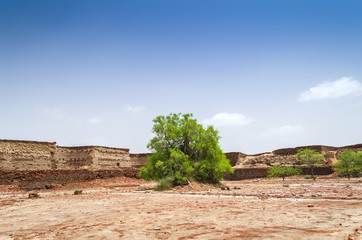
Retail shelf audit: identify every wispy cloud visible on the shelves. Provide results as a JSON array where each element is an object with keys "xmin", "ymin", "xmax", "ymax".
[
  {"xmin": 202, "ymin": 112, "xmax": 254, "ymax": 127},
  {"xmin": 124, "ymin": 104, "xmax": 145, "ymax": 113},
  {"xmin": 299, "ymin": 77, "xmax": 362, "ymax": 102},
  {"xmin": 263, "ymin": 124, "xmax": 304, "ymax": 137}
]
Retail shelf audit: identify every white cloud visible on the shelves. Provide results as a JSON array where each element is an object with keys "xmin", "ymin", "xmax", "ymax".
[
  {"xmin": 263, "ymin": 124, "xmax": 304, "ymax": 137},
  {"xmin": 86, "ymin": 117, "xmax": 102, "ymax": 124},
  {"xmin": 299, "ymin": 77, "xmax": 362, "ymax": 102},
  {"xmin": 124, "ymin": 104, "xmax": 145, "ymax": 113},
  {"xmin": 202, "ymin": 112, "xmax": 254, "ymax": 127}
]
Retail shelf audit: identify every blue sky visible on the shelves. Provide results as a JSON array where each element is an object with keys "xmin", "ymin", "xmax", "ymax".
[{"xmin": 1, "ymin": 0, "xmax": 362, "ymax": 153}]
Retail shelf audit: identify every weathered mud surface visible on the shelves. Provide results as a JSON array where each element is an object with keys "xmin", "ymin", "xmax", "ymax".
[
  {"xmin": 0, "ymin": 169, "xmax": 139, "ymax": 190},
  {"xmin": 0, "ymin": 177, "xmax": 361, "ymax": 239}
]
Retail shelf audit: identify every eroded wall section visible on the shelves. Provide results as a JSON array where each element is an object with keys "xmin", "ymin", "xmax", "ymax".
[
  {"xmin": 231, "ymin": 144, "xmax": 362, "ymax": 168},
  {"xmin": 0, "ymin": 140, "xmax": 56, "ymax": 170},
  {"xmin": 0, "ymin": 140, "xmax": 135, "ymax": 170}
]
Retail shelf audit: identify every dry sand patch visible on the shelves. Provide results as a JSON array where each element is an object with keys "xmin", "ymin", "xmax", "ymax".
[{"xmin": 0, "ymin": 177, "xmax": 361, "ymax": 239}]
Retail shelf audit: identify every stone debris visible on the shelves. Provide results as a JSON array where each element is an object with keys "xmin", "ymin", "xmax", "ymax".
[
  {"xmin": 28, "ymin": 193, "xmax": 40, "ymax": 199},
  {"xmin": 73, "ymin": 190, "xmax": 83, "ymax": 195}
]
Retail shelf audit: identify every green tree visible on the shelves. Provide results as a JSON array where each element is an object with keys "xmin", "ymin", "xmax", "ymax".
[
  {"xmin": 139, "ymin": 113, "xmax": 234, "ymax": 185},
  {"xmin": 267, "ymin": 166, "xmax": 302, "ymax": 181},
  {"xmin": 334, "ymin": 150, "xmax": 362, "ymax": 180},
  {"xmin": 295, "ymin": 148, "xmax": 325, "ymax": 180}
]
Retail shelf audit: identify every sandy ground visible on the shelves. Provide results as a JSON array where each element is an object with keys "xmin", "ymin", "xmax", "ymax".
[{"xmin": 0, "ymin": 176, "xmax": 361, "ymax": 240}]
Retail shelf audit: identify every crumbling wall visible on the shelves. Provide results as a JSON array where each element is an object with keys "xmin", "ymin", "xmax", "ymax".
[
  {"xmin": 241, "ymin": 153, "xmax": 301, "ymax": 167},
  {"xmin": 232, "ymin": 145, "xmax": 362, "ymax": 168},
  {"xmin": 0, "ymin": 140, "xmax": 56, "ymax": 170},
  {"xmin": 0, "ymin": 140, "xmax": 136, "ymax": 170},
  {"xmin": 225, "ymin": 152, "xmax": 247, "ymax": 167},
  {"xmin": 224, "ymin": 167, "xmax": 267, "ymax": 180},
  {"xmin": 92, "ymin": 147, "xmax": 131, "ymax": 169},
  {"xmin": 224, "ymin": 166, "xmax": 334, "ymax": 180},
  {"xmin": 130, "ymin": 153, "xmax": 150, "ymax": 168},
  {"xmin": 1, "ymin": 139, "xmax": 361, "ymax": 175},
  {"xmin": 0, "ymin": 169, "xmax": 140, "ymax": 190},
  {"xmin": 54, "ymin": 147, "xmax": 94, "ymax": 169}
]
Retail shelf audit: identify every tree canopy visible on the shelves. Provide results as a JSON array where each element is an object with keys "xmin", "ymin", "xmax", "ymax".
[
  {"xmin": 267, "ymin": 166, "xmax": 301, "ymax": 181},
  {"xmin": 295, "ymin": 148, "xmax": 325, "ymax": 180},
  {"xmin": 139, "ymin": 113, "xmax": 233, "ymax": 184},
  {"xmin": 334, "ymin": 150, "xmax": 362, "ymax": 179}
]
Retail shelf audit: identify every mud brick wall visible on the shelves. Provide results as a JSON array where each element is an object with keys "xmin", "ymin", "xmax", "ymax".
[
  {"xmin": 130, "ymin": 153, "xmax": 150, "ymax": 168},
  {"xmin": 225, "ymin": 152, "xmax": 247, "ymax": 167},
  {"xmin": 272, "ymin": 144, "xmax": 362, "ymax": 156},
  {"xmin": 0, "ymin": 169, "xmax": 140, "ymax": 190},
  {"xmin": 0, "ymin": 140, "xmax": 56, "ymax": 170},
  {"xmin": 0, "ymin": 140, "xmax": 137, "ymax": 170},
  {"xmin": 0, "ymin": 139, "xmax": 360, "ymax": 180},
  {"xmin": 240, "ymin": 154, "xmax": 301, "ymax": 167},
  {"xmin": 223, "ymin": 166, "xmax": 334, "ymax": 180},
  {"xmin": 93, "ymin": 147, "xmax": 132, "ymax": 169},
  {"xmin": 272, "ymin": 145, "xmax": 328, "ymax": 156},
  {"xmin": 301, "ymin": 166, "xmax": 334, "ymax": 175},
  {"xmin": 224, "ymin": 168, "xmax": 268, "ymax": 180},
  {"xmin": 54, "ymin": 146, "xmax": 94, "ymax": 169}
]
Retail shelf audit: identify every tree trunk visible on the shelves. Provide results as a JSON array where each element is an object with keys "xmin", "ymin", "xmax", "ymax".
[
  {"xmin": 347, "ymin": 167, "xmax": 350, "ymax": 180},
  {"xmin": 311, "ymin": 167, "xmax": 316, "ymax": 180}
]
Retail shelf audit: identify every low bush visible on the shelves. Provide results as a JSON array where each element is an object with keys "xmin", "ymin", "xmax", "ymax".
[
  {"xmin": 304, "ymin": 175, "xmax": 312, "ymax": 179},
  {"xmin": 154, "ymin": 177, "xmax": 173, "ymax": 191}
]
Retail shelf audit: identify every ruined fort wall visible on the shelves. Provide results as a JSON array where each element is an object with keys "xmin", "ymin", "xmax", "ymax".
[
  {"xmin": 232, "ymin": 145, "xmax": 362, "ymax": 168},
  {"xmin": 224, "ymin": 152, "xmax": 247, "ymax": 167},
  {"xmin": 0, "ymin": 140, "xmax": 56, "ymax": 170},
  {"xmin": 224, "ymin": 166, "xmax": 334, "ymax": 180},
  {"xmin": 1, "ymin": 140, "xmax": 361, "ymax": 172},
  {"xmin": 54, "ymin": 147, "xmax": 94, "ymax": 169},
  {"xmin": 0, "ymin": 140, "xmax": 135, "ymax": 170},
  {"xmin": 130, "ymin": 153, "xmax": 150, "ymax": 168},
  {"xmin": 92, "ymin": 147, "xmax": 131, "ymax": 169}
]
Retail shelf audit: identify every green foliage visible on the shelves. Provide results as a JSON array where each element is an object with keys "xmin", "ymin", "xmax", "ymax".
[
  {"xmin": 139, "ymin": 113, "xmax": 234, "ymax": 185},
  {"xmin": 304, "ymin": 175, "xmax": 312, "ymax": 179},
  {"xmin": 282, "ymin": 183, "xmax": 290, "ymax": 187},
  {"xmin": 65, "ymin": 184, "xmax": 79, "ymax": 190},
  {"xmin": 345, "ymin": 183, "xmax": 350, "ymax": 188},
  {"xmin": 267, "ymin": 166, "xmax": 301, "ymax": 181},
  {"xmin": 334, "ymin": 150, "xmax": 362, "ymax": 179},
  {"xmin": 154, "ymin": 177, "xmax": 174, "ymax": 191},
  {"xmin": 295, "ymin": 148, "xmax": 325, "ymax": 180}
]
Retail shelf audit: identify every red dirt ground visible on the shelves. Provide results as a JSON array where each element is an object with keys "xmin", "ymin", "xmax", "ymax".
[{"xmin": 0, "ymin": 176, "xmax": 361, "ymax": 239}]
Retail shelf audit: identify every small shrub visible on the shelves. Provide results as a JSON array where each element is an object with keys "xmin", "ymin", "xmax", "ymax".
[
  {"xmin": 154, "ymin": 177, "xmax": 173, "ymax": 191},
  {"xmin": 282, "ymin": 184, "xmax": 290, "ymax": 187},
  {"xmin": 66, "ymin": 184, "xmax": 79, "ymax": 190},
  {"xmin": 304, "ymin": 175, "xmax": 312, "ymax": 179},
  {"xmin": 345, "ymin": 183, "xmax": 350, "ymax": 188}
]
